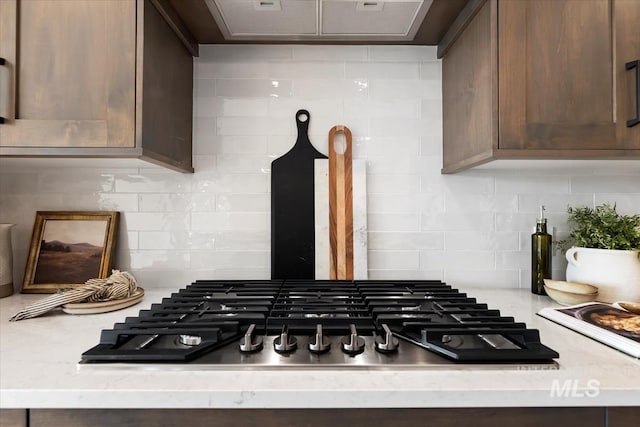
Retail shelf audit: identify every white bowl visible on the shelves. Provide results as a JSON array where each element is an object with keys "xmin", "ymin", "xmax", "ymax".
[{"xmin": 543, "ymin": 280, "xmax": 598, "ymax": 306}]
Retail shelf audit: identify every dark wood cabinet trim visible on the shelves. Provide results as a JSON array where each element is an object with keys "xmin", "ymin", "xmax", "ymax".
[
  {"xmin": 441, "ymin": 149, "xmax": 495, "ymax": 174},
  {"xmin": 149, "ymin": 0, "xmax": 198, "ymax": 57},
  {"xmin": 607, "ymin": 406, "xmax": 640, "ymax": 427},
  {"xmin": 437, "ymin": 0, "xmax": 488, "ymax": 58},
  {"xmin": 27, "ymin": 407, "xmax": 614, "ymax": 427}
]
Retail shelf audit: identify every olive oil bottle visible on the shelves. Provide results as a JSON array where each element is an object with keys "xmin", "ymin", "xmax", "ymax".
[{"xmin": 531, "ymin": 206, "xmax": 552, "ymax": 295}]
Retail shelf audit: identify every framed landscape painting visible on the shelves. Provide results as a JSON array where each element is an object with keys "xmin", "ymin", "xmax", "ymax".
[{"xmin": 22, "ymin": 211, "xmax": 119, "ymax": 293}]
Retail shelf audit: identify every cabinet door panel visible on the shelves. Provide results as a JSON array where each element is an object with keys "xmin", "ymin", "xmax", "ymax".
[
  {"xmin": 0, "ymin": 0, "xmax": 135, "ymax": 148},
  {"xmin": 499, "ymin": 0, "xmax": 617, "ymax": 150},
  {"xmin": 442, "ymin": 0, "xmax": 496, "ymax": 171},
  {"xmin": 615, "ymin": 0, "xmax": 640, "ymax": 148}
]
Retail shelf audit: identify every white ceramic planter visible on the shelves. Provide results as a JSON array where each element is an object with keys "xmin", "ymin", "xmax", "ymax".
[{"xmin": 565, "ymin": 247, "xmax": 640, "ymax": 303}]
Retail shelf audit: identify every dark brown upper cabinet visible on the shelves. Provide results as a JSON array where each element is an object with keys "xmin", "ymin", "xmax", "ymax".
[
  {"xmin": 440, "ymin": 0, "xmax": 640, "ymax": 174},
  {"xmin": 0, "ymin": 0, "xmax": 194, "ymax": 173}
]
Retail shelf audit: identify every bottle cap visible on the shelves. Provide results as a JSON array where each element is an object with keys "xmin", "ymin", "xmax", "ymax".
[{"xmin": 537, "ymin": 205, "xmax": 547, "ymax": 224}]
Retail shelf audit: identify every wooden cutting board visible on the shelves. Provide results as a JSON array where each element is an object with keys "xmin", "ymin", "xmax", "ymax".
[
  {"xmin": 315, "ymin": 127, "xmax": 368, "ymax": 280},
  {"xmin": 62, "ymin": 288, "xmax": 144, "ymax": 314},
  {"xmin": 329, "ymin": 126, "xmax": 353, "ymax": 280},
  {"xmin": 271, "ymin": 110, "xmax": 327, "ymax": 279}
]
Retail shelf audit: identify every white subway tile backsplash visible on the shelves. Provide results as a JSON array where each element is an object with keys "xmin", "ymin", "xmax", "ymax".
[
  {"xmin": 368, "ymin": 46, "xmax": 437, "ymax": 62},
  {"xmin": 202, "ymin": 45, "xmax": 293, "ymax": 61},
  {"xmin": 368, "ymin": 213, "xmax": 420, "ymax": 231},
  {"xmin": 195, "ymin": 61, "xmax": 269, "ymax": 79},
  {"xmin": 193, "ymin": 173, "xmax": 269, "ymax": 194},
  {"xmin": 369, "ymin": 269, "xmax": 444, "ymax": 280},
  {"xmin": 138, "ymin": 194, "xmax": 200, "ymax": 212},
  {"xmin": 1, "ymin": 45, "xmax": 637, "ymax": 290},
  {"xmin": 39, "ymin": 173, "xmax": 115, "ymax": 193},
  {"xmin": 215, "ymin": 155, "xmax": 271, "ymax": 174},
  {"xmin": 496, "ymin": 213, "xmax": 535, "ymax": 232},
  {"xmin": 445, "ymin": 194, "xmax": 517, "ymax": 213},
  {"xmin": 518, "ymin": 194, "xmax": 594, "ymax": 213},
  {"xmin": 445, "ymin": 231, "xmax": 519, "ymax": 251},
  {"xmin": 191, "ymin": 251, "xmax": 269, "ymax": 270},
  {"xmin": 293, "ymin": 45, "xmax": 368, "ymax": 61},
  {"xmin": 193, "ymin": 78, "xmax": 216, "ymax": 97},
  {"xmin": 420, "ymin": 250, "xmax": 494, "ymax": 271},
  {"xmin": 422, "ymin": 213, "xmax": 494, "ymax": 232},
  {"xmin": 125, "ymin": 212, "xmax": 190, "ymax": 231},
  {"xmin": 139, "ymin": 231, "xmax": 173, "ymax": 250},
  {"xmin": 365, "ymin": 155, "xmax": 423, "ymax": 175},
  {"xmin": 420, "ymin": 62, "xmax": 442, "ymax": 80},
  {"xmin": 369, "ymin": 80, "xmax": 440, "ymax": 100},
  {"xmin": 368, "ymin": 194, "xmax": 421, "ymax": 213},
  {"xmin": 193, "ymin": 96, "xmax": 222, "ymax": 118},
  {"xmin": 594, "ymin": 194, "xmax": 640, "ymax": 215},
  {"xmin": 115, "ymin": 174, "xmax": 191, "ymax": 193},
  {"xmin": 440, "ymin": 175, "xmax": 495, "ymax": 194},
  {"xmin": 193, "ymin": 155, "xmax": 217, "ymax": 172},
  {"xmin": 193, "ymin": 118, "xmax": 217, "ymax": 153},
  {"xmin": 212, "ymin": 268, "xmax": 270, "ymax": 280},
  {"xmin": 213, "ymin": 231, "xmax": 270, "ymax": 251},
  {"xmin": 192, "ymin": 212, "xmax": 268, "ymax": 232},
  {"xmin": 495, "ymin": 251, "xmax": 529, "ymax": 270},
  {"xmin": 445, "ymin": 270, "xmax": 520, "ymax": 288},
  {"xmin": 217, "ymin": 117, "xmax": 291, "ymax": 136},
  {"xmin": 495, "ymin": 175, "xmax": 570, "ymax": 194},
  {"xmin": 220, "ymin": 98, "xmax": 269, "ymax": 117},
  {"xmin": 369, "ymin": 250, "xmax": 419, "ymax": 270},
  {"xmin": 419, "ymin": 131, "xmax": 443, "ymax": 156},
  {"xmin": 61, "ymin": 193, "xmax": 138, "ymax": 211},
  {"xmin": 0, "ymin": 173, "xmax": 38, "ymax": 194},
  {"xmin": 214, "ymin": 135, "xmax": 269, "ymax": 155},
  {"xmin": 345, "ymin": 99, "xmax": 421, "ymax": 120},
  {"xmin": 571, "ymin": 175, "xmax": 640, "ymax": 193},
  {"xmin": 269, "ymin": 62, "xmax": 345, "ymax": 79},
  {"xmin": 129, "ymin": 250, "xmax": 190, "ymax": 270},
  {"xmin": 268, "ymin": 98, "xmax": 344, "ymax": 118},
  {"xmin": 345, "ymin": 62, "xmax": 419, "ymax": 80},
  {"xmin": 368, "ymin": 232, "xmax": 444, "ymax": 250},
  {"xmin": 216, "ymin": 79, "xmax": 293, "ymax": 98},
  {"xmin": 215, "ymin": 194, "xmax": 269, "ymax": 212},
  {"xmin": 293, "ymin": 79, "xmax": 368, "ymax": 98},
  {"xmin": 366, "ymin": 174, "xmax": 420, "ymax": 194}
]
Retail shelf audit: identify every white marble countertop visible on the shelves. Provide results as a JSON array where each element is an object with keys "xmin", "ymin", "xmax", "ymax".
[{"xmin": 1, "ymin": 287, "xmax": 639, "ymax": 409}]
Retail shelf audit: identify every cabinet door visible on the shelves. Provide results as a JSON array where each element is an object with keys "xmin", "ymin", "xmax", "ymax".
[
  {"xmin": 616, "ymin": 0, "xmax": 640, "ymax": 148},
  {"xmin": 0, "ymin": 0, "xmax": 135, "ymax": 148},
  {"xmin": 498, "ymin": 0, "xmax": 623, "ymax": 150}
]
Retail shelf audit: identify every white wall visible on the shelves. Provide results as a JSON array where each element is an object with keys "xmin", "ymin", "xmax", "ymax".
[{"xmin": 1, "ymin": 45, "xmax": 639, "ymax": 289}]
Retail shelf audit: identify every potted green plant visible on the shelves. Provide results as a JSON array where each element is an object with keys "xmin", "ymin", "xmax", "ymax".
[{"xmin": 559, "ymin": 203, "xmax": 640, "ymax": 303}]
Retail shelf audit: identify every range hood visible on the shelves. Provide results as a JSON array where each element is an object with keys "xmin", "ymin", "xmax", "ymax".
[{"xmin": 204, "ymin": 0, "xmax": 434, "ymax": 41}]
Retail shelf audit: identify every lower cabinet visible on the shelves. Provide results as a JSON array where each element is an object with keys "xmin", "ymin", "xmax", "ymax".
[
  {"xmin": 0, "ymin": 409, "xmax": 26, "ymax": 427},
  {"xmin": 19, "ymin": 407, "xmax": 638, "ymax": 427}
]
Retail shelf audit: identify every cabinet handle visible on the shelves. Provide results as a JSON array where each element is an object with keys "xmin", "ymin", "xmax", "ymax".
[
  {"xmin": 0, "ymin": 57, "xmax": 5, "ymax": 124},
  {"xmin": 627, "ymin": 60, "xmax": 640, "ymax": 128}
]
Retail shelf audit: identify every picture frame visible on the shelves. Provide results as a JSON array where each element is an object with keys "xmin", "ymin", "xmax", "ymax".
[{"xmin": 22, "ymin": 211, "xmax": 119, "ymax": 293}]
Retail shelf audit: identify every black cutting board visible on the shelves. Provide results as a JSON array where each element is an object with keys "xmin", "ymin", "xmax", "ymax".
[{"xmin": 271, "ymin": 110, "xmax": 327, "ymax": 279}]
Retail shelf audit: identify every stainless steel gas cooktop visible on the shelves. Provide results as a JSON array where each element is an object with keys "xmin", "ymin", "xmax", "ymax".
[{"xmin": 80, "ymin": 280, "xmax": 559, "ymax": 370}]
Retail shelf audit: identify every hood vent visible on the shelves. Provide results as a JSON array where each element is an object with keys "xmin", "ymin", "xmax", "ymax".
[{"xmin": 204, "ymin": 0, "xmax": 433, "ymax": 41}]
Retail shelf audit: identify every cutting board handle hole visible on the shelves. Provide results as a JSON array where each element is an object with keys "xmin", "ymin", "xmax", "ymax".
[
  {"xmin": 332, "ymin": 132, "xmax": 347, "ymax": 154},
  {"xmin": 297, "ymin": 112, "xmax": 309, "ymax": 122}
]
